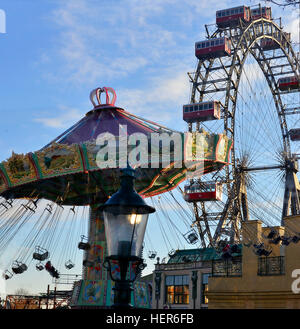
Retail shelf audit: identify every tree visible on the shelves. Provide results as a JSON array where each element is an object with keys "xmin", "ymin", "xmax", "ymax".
[
  {"xmin": 265, "ymin": 0, "xmax": 300, "ymax": 7},
  {"xmin": 14, "ymin": 288, "xmax": 30, "ymax": 296}
]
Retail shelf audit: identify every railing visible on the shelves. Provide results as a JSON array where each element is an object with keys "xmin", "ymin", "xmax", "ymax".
[
  {"xmin": 212, "ymin": 256, "xmax": 242, "ymax": 277},
  {"xmin": 156, "ymin": 262, "xmax": 201, "ymax": 271},
  {"xmin": 52, "ymin": 274, "xmax": 82, "ymax": 285},
  {"xmin": 258, "ymin": 256, "xmax": 285, "ymax": 276}
]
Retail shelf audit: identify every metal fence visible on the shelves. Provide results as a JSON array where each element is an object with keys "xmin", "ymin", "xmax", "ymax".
[
  {"xmin": 212, "ymin": 256, "xmax": 242, "ymax": 277},
  {"xmin": 258, "ymin": 256, "xmax": 285, "ymax": 276},
  {"xmin": 52, "ymin": 274, "xmax": 82, "ymax": 285}
]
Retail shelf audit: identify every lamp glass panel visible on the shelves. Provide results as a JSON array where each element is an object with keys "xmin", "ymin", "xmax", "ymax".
[{"xmin": 104, "ymin": 211, "xmax": 149, "ymax": 257}]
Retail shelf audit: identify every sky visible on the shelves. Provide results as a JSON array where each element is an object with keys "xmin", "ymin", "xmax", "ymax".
[{"xmin": 0, "ymin": 0, "xmax": 299, "ymax": 296}]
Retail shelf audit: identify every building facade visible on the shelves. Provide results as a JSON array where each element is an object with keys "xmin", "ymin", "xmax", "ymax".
[
  {"xmin": 207, "ymin": 215, "xmax": 300, "ymax": 308},
  {"xmin": 152, "ymin": 215, "xmax": 300, "ymax": 309},
  {"xmin": 152, "ymin": 248, "xmax": 241, "ymax": 309}
]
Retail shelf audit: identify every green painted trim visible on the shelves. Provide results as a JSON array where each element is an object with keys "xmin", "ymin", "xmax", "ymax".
[
  {"xmin": 75, "ymin": 279, "xmax": 150, "ymax": 307},
  {"xmin": 0, "ymin": 163, "xmax": 12, "ymax": 187},
  {"xmin": 31, "ymin": 153, "xmax": 43, "ymax": 178}
]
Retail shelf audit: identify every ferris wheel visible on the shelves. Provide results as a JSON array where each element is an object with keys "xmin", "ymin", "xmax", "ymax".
[{"xmin": 182, "ymin": 4, "xmax": 300, "ymax": 249}]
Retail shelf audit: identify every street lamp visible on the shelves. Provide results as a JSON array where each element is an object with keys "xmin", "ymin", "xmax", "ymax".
[{"xmin": 100, "ymin": 166, "xmax": 155, "ymax": 309}]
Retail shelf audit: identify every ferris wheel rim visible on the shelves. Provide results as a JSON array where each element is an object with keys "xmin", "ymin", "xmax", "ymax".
[{"xmin": 189, "ymin": 17, "xmax": 300, "ymax": 247}]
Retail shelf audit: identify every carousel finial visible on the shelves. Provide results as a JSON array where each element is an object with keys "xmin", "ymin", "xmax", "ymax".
[{"xmin": 89, "ymin": 87, "xmax": 117, "ymax": 108}]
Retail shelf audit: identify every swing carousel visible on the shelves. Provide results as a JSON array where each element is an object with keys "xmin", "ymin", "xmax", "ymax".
[{"xmin": 0, "ymin": 87, "xmax": 232, "ymax": 307}]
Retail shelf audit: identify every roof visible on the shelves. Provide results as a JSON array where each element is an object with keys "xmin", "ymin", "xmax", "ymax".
[
  {"xmin": 39, "ymin": 290, "xmax": 73, "ymax": 299},
  {"xmin": 167, "ymin": 245, "xmax": 242, "ymax": 264},
  {"xmin": 140, "ymin": 273, "xmax": 153, "ymax": 283},
  {"xmin": 43, "ymin": 106, "xmax": 177, "ymax": 148}
]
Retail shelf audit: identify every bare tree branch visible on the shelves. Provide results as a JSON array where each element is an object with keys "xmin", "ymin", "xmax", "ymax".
[
  {"xmin": 265, "ymin": 0, "xmax": 300, "ymax": 7},
  {"xmin": 14, "ymin": 288, "xmax": 30, "ymax": 296}
]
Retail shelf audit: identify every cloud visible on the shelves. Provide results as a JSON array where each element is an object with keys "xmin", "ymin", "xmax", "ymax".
[
  {"xmin": 285, "ymin": 11, "xmax": 299, "ymax": 43},
  {"xmin": 39, "ymin": 0, "xmax": 300, "ymax": 129},
  {"xmin": 38, "ymin": 0, "xmax": 204, "ymax": 126},
  {"xmin": 117, "ymin": 69, "xmax": 190, "ymax": 123},
  {"xmin": 40, "ymin": 0, "xmax": 233, "ymax": 86},
  {"xmin": 34, "ymin": 105, "xmax": 82, "ymax": 128},
  {"xmin": 33, "ymin": 70, "xmax": 190, "ymax": 128},
  {"xmin": 40, "ymin": 0, "xmax": 299, "ymax": 88},
  {"xmin": 42, "ymin": 0, "xmax": 170, "ymax": 84}
]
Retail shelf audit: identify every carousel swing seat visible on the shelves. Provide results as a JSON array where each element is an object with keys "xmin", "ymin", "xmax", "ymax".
[
  {"xmin": 3, "ymin": 270, "xmax": 13, "ymax": 280},
  {"xmin": 78, "ymin": 235, "xmax": 91, "ymax": 250},
  {"xmin": 281, "ymin": 236, "xmax": 291, "ymax": 246},
  {"xmin": 65, "ymin": 260, "xmax": 75, "ymax": 270},
  {"xmin": 270, "ymin": 236, "xmax": 282, "ymax": 245},
  {"xmin": 186, "ymin": 231, "xmax": 198, "ymax": 244},
  {"xmin": 33, "ymin": 246, "xmax": 49, "ymax": 261},
  {"xmin": 82, "ymin": 259, "xmax": 94, "ymax": 267},
  {"xmin": 148, "ymin": 251, "xmax": 157, "ymax": 259},
  {"xmin": 168, "ymin": 249, "xmax": 176, "ymax": 258},
  {"xmin": 253, "ymin": 242, "xmax": 272, "ymax": 256},
  {"xmin": 12, "ymin": 261, "xmax": 28, "ymax": 274},
  {"xmin": 36, "ymin": 262, "xmax": 44, "ymax": 271},
  {"xmin": 255, "ymin": 248, "xmax": 272, "ymax": 256},
  {"xmin": 230, "ymin": 244, "xmax": 240, "ymax": 254},
  {"xmin": 266, "ymin": 229, "xmax": 277, "ymax": 240}
]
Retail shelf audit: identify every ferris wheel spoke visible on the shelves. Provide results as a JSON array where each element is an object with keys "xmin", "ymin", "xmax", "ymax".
[{"xmin": 187, "ymin": 15, "xmax": 299, "ymax": 245}]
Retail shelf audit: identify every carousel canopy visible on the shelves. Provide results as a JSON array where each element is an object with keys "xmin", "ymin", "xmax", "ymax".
[{"xmin": 0, "ymin": 87, "xmax": 232, "ymax": 205}]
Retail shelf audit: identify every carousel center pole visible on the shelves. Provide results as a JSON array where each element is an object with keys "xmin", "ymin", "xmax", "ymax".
[{"xmin": 84, "ymin": 204, "xmax": 108, "ymax": 281}]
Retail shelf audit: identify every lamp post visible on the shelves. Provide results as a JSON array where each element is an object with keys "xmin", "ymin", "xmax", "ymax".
[{"xmin": 100, "ymin": 167, "xmax": 155, "ymax": 309}]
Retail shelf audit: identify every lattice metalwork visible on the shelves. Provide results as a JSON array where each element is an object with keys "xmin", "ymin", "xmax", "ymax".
[
  {"xmin": 212, "ymin": 256, "xmax": 242, "ymax": 277},
  {"xmin": 188, "ymin": 12, "xmax": 300, "ymax": 248},
  {"xmin": 257, "ymin": 256, "xmax": 285, "ymax": 275}
]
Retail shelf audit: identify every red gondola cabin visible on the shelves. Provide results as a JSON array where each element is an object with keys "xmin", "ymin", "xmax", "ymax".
[
  {"xmin": 261, "ymin": 32, "xmax": 290, "ymax": 51},
  {"xmin": 183, "ymin": 101, "xmax": 221, "ymax": 123},
  {"xmin": 195, "ymin": 37, "xmax": 231, "ymax": 60},
  {"xmin": 250, "ymin": 7, "xmax": 271, "ymax": 20},
  {"xmin": 289, "ymin": 129, "xmax": 300, "ymax": 141},
  {"xmin": 277, "ymin": 76, "xmax": 300, "ymax": 91},
  {"xmin": 184, "ymin": 182, "xmax": 223, "ymax": 203},
  {"xmin": 216, "ymin": 6, "xmax": 250, "ymax": 28}
]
